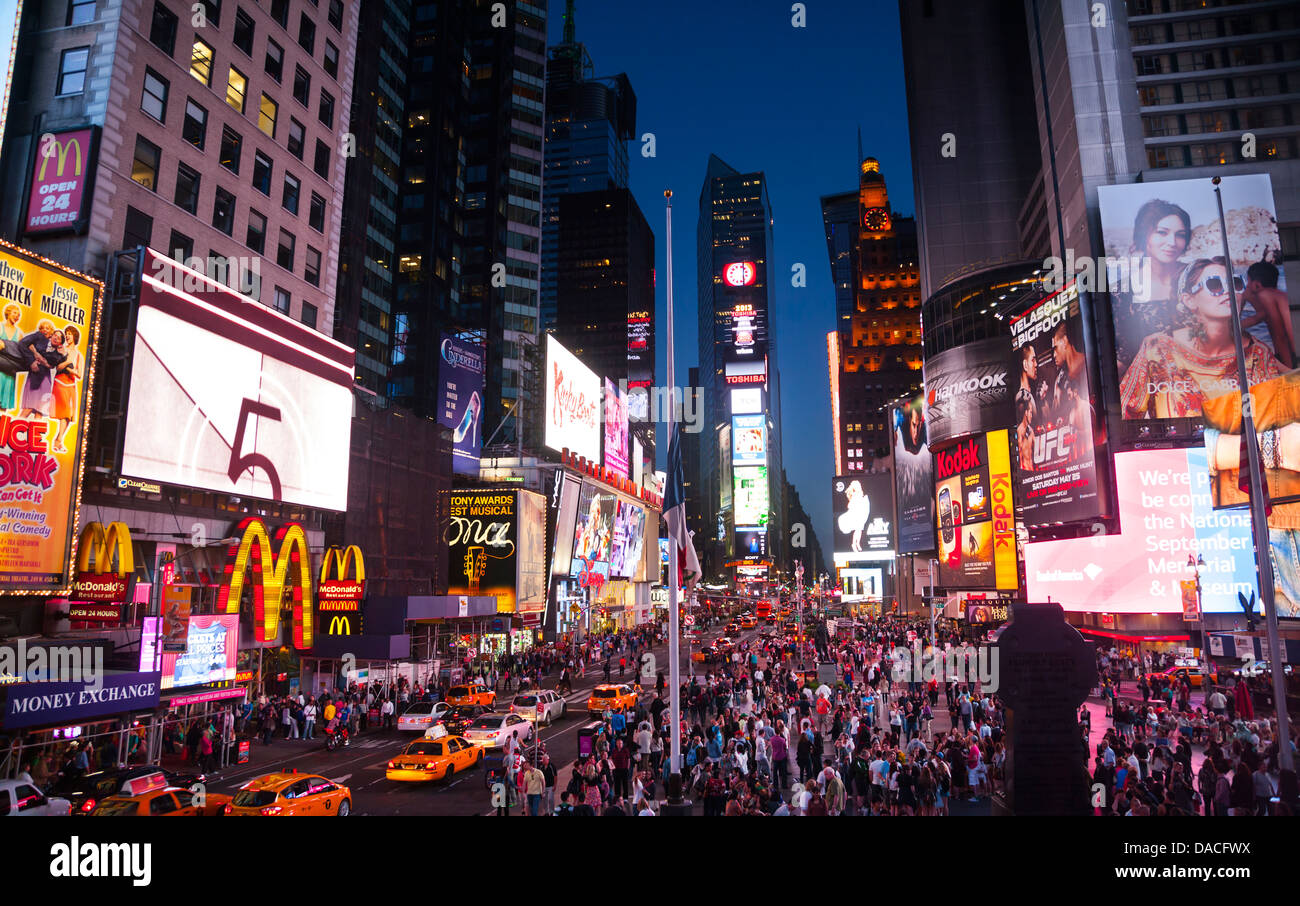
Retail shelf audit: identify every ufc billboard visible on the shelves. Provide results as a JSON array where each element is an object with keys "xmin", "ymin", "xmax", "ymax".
[
  {"xmin": 24, "ymin": 127, "xmax": 98, "ymax": 235},
  {"xmin": 923, "ymin": 337, "xmax": 1013, "ymax": 448}
]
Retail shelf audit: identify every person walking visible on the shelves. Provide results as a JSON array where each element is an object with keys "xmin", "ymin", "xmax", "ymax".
[{"xmin": 303, "ymin": 699, "xmax": 317, "ymax": 740}]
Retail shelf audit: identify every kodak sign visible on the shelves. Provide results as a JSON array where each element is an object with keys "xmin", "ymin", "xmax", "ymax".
[
  {"xmin": 217, "ymin": 517, "xmax": 313, "ymax": 649},
  {"xmin": 986, "ymin": 430, "xmax": 1018, "ymax": 591},
  {"xmin": 71, "ymin": 521, "xmax": 133, "ymax": 606},
  {"xmin": 318, "ymin": 545, "xmax": 365, "ymax": 611}
]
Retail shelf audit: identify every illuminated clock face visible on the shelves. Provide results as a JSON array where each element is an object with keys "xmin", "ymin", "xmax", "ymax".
[
  {"xmin": 724, "ymin": 261, "xmax": 756, "ymax": 287},
  {"xmin": 863, "ymin": 208, "xmax": 890, "ymax": 232}
]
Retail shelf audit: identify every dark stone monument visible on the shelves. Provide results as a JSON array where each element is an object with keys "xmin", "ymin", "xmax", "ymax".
[{"xmin": 992, "ymin": 602, "xmax": 1096, "ymax": 816}]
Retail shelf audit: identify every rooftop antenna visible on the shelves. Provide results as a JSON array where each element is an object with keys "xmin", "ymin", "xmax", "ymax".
[{"xmin": 563, "ymin": 0, "xmax": 576, "ymax": 45}]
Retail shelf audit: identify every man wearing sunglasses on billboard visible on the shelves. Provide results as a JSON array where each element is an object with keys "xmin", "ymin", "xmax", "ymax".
[{"xmin": 1240, "ymin": 261, "xmax": 1294, "ymax": 369}]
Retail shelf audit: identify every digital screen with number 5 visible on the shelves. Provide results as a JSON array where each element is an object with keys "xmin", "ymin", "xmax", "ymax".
[{"xmin": 120, "ymin": 250, "xmax": 355, "ymax": 510}]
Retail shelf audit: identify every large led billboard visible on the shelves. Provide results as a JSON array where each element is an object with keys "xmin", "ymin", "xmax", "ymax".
[
  {"xmin": 0, "ymin": 241, "xmax": 102, "ymax": 593},
  {"xmin": 549, "ymin": 472, "xmax": 581, "ymax": 577},
  {"xmin": 1009, "ymin": 282, "xmax": 1108, "ymax": 526},
  {"xmin": 734, "ymin": 465, "xmax": 770, "ymax": 528},
  {"xmin": 516, "ymin": 489, "xmax": 547, "ymax": 613},
  {"xmin": 609, "ymin": 500, "xmax": 647, "ymax": 579},
  {"xmin": 570, "ymin": 481, "xmax": 615, "ymax": 580},
  {"xmin": 120, "ymin": 251, "xmax": 354, "ymax": 511},
  {"xmin": 732, "ymin": 413, "xmax": 766, "ymax": 466},
  {"xmin": 1100, "ymin": 174, "xmax": 1290, "ymax": 442},
  {"xmin": 934, "ymin": 430, "xmax": 1016, "ymax": 589},
  {"xmin": 731, "ymin": 387, "xmax": 762, "ymax": 414},
  {"xmin": 891, "ymin": 394, "xmax": 934, "ymax": 553},
  {"xmin": 1025, "ymin": 447, "xmax": 1259, "ymax": 614},
  {"xmin": 545, "ymin": 335, "xmax": 600, "ymax": 462},
  {"xmin": 447, "ymin": 489, "xmax": 521, "ymax": 613},
  {"xmin": 438, "ymin": 334, "xmax": 485, "ymax": 476},
  {"xmin": 1202, "ymin": 370, "xmax": 1300, "ymax": 510},
  {"xmin": 924, "ymin": 337, "xmax": 1013, "ymax": 447},
  {"xmin": 833, "ymin": 472, "xmax": 895, "ymax": 564},
  {"xmin": 603, "ymin": 377, "xmax": 629, "ymax": 477}
]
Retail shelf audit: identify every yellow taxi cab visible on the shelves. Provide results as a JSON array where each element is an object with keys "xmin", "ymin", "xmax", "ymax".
[
  {"xmin": 224, "ymin": 770, "xmax": 352, "ymax": 816},
  {"xmin": 89, "ymin": 772, "xmax": 230, "ymax": 816},
  {"xmin": 586, "ymin": 683, "xmax": 638, "ymax": 718},
  {"xmin": 740, "ymin": 616, "xmax": 758, "ymax": 629},
  {"xmin": 386, "ymin": 726, "xmax": 482, "ymax": 782},
  {"xmin": 446, "ymin": 683, "xmax": 497, "ymax": 708}
]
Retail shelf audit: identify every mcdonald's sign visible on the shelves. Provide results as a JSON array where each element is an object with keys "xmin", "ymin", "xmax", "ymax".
[
  {"xmin": 217, "ymin": 517, "xmax": 313, "ymax": 649},
  {"xmin": 318, "ymin": 545, "xmax": 364, "ymax": 611},
  {"xmin": 324, "ymin": 614, "xmax": 354, "ymax": 636},
  {"xmin": 71, "ymin": 522, "xmax": 134, "ymax": 608},
  {"xmin": 24, "ymin": 126, "xmax": 98, "ymax": 235}
]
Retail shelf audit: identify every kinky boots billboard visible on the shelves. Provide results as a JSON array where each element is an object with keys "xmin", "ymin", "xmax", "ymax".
[{"xmin": 934, "ymin": 431, "xmax": 1017, "ymax": 591}]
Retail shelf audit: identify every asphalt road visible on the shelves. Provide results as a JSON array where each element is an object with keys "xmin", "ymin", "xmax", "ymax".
[{"xmin": 203, "ymin": 621, "xmax": 759, "ymax": 815}]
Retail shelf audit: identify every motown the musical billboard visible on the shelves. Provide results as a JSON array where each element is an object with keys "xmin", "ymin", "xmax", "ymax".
[{"xmin": 0, "ymin": 240, "xmax": 102, "ymax": 593}]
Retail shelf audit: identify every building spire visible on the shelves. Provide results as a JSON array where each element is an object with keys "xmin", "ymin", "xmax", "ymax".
[{"xmin": 563, "ymin": 0, "xmax": 577, "ymax": 45}]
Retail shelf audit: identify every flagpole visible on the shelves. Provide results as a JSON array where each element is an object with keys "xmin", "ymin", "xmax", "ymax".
[{"xmin": 663, "ymin": 189, "xmax": 685, "ymax": 806}]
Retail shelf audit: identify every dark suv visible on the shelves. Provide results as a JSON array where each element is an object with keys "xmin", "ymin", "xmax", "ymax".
[{"xmin": 52, "ymin": 764, "xmax": 206, "ymax": 815}]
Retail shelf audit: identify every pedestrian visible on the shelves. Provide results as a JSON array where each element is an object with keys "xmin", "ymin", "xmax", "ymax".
[{"xmin": 304, "ymin": 698, "xmax": 317, "ymax": 740}]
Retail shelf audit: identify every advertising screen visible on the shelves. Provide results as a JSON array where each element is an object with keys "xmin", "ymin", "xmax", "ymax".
[
  {"xmin": 832, "ymin": 473, "xmax": 895, "ymax": 563},
  {"xmin": 160, "ymin": 614, "xmax": 239, "ymax": 690},
  {"xmin": 0, "ymin": 241, "xmax": 101, "ymax": 592},
  {"xmin": 447, "ymin": 490, "xmax": 521, "ymax": 612},
  {"xmin": 603, "ymin": 377, "xmax": 629, "ymax": 477},
  {"xmin": 545, "ymin": 335, "xmax": 600, "ymax": 461},
  {"xmin": 725, "ymin": 358, "xmax": 767, "ymax": 386},
  {"xmin": 732, "ymin": 413, "xmax": 766, "ymax": 466},
  {"xmin": 734, "ymin": 466, "xmax": 770, "ymax": 528},
  {"xmin": 550, "ymin": 473, "xmax": 580, "ymax": 576},
  {"xmin": 438, "ymin": 334, "xmax": 485, "ymax": 476},
  {"xmin": 609, "ymin": 500, "xmax": 647, "ymax": 578},
  {"xmin": 891, "ymin": 394, "xmax": 934, "ymax": 553},
  {"xmin": 1024, "ymin": 448, "xmax": 1259, "ymax": 614},
  {"xmin": 731, "ymin": 387, "xmax": 762, "ymax": 414},
  {"xmin": 1100, "ymin": 174, "xmax": 1291, "ymax": 439},
  {"xmin": 727, "ymin": 301, "xmax": 766, "ymax": 365},
  {"xmin": 1203, "ymin": 369, "xmax": 1300, "ymax": 510},
  {"xmin": 0, "ymin": 2, "xmax": 21, "ymax": 165},
  {"xmin": 1009, "ymin": 283, "xmax": 1108, "ymax": 526},
  {"xmin": 24, "ymin": 126, "xmax": 98, "ymax": 235},
  {"xmin": 934, "ymin": 430, "xmax": 1016, "ymax": 589},
  {"xmin": 735, "ymin": 528, "xmax": 768, "ymax": 560},
  {"xmin": 120, "ymin": 251, "xmax": 354, "ymax": 510},
  {"xmin": 570, "ymin": 482, "xmax": 616, "ymax": 576},
  {"xmin": 840, "ymin": 567, "xmax": 884, "ymax": 602},
  {"xmin": 924, "ymin": 337, "xmax": 1013, "ymax": 447},
  {"xmin": 516, "ymin": 490, "xmax": 546, "ymax": 613}
]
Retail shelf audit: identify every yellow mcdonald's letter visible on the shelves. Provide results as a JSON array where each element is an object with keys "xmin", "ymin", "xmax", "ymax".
[
  {"xmin": 38, "ymin": 136, "xmax": 83, "ymax": 181},
  {"xmin": 76, "ymin": 522, "xmax": 134, "ymax": 576},
  {"xmin": 320, "ymin": 545, "xmax": 365, "ymax": 584},
  {"xmin": 328, "ymin": 615, "xmax": 351, "ymax": 635},
  {"xmin": 218, "ymin": 517, "xmax": 314, "ymax": 649}
]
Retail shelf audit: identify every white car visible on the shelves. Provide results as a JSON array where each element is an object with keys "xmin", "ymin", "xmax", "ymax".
[
  {"xmin": 0, "ymin": 780, "xmax": 71, "ymax": 816},
  {"xmin": 510, "ymin": 690, "xmax": 566, "ymax": 725},
  {"xmin": 462, "ymin": 713, "xmax": 535, "ymax": 749},
  {"xmin": 397, "ymin": 700, "xmax": 453, "ymax": 733}
]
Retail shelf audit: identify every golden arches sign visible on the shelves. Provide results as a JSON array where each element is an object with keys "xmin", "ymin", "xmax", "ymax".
[
  {"xmin": 217, "ymin": 517, "xmax": 313, "ymax": 649},
  {"xmin": 320, "ymin": 545, "xmax": 365, "ymax": 584},
  {"xmin": 37, "ymin": 134, "xmax": 84, "ymax": 182},
  {"xmin": 76, "ymin": 521, "xmax": 133, "ymax": 576}
]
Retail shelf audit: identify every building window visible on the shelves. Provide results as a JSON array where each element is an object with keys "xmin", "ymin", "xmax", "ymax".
[
  {"xmin": 226, "ymin": 66, "xmax": 247, "ymax": 112},
  {"xmin": 258, "ymin": 94, "xmax": 278, "ymax": 137},
  {"xmin": 246, "ymin": 209, "xmax": 267, "ymax": 254},
  {"xmin": 304, "ymin": 246, "xmax": 320, "ymax": 286},
  {"xmin": 318, "ymin": 90, "xmax": 334, "ymax": 128},
  {"xmin": 122, "ymin": 206, "xmax": 153, "ymax": 249},
  {"xmin": 287, "ymin": 119, "xmax": 305, "ymax": 158},
  {"xmin": 131, "ymin": 136, "xmax": 161, "ymax": 191},
  {"xmin": 57, "ymin": 47, "xmax": 90, "ymax": 96},
  {"xmin": 252, "ymin": 151, "xmax": 272, "ymax": 194},
  {"xmin": 293, "ymin": 65, "xmax": 311, "ymax": 105},
  {"xmin": 219, "ymin": 126, "xmax": 242, "ymax": 173},
  {"xmin": 265, "ymin": 37, "xmax": 284, "ymax": 82},
  {"xmin": 308, "ymin": 192, "xmax": 326, "ymax": 232},
  {"xmin": 150, "ymin": 2, "xmax": 178, "ymax": 56},
  {"xmin": 313, "ymin": 139, "xmax": 329, "ymax": 178},
  {"xmin": 328, "ymin": 0, "xmax": 343, "ymax": 30},
  {"xmin": 173, "ymin": 163, "xmax": 201, "ymax": 214},
  {"xmin": 182, "ymin": 99, "xmax": 208, "ymax": 149},
  {"xmin": 273, "ymin": 286, "xmax": 291, "ymax": 314},
  {"xmin": 190, "ymin": 39, "xmax": 215, "ymax": 86},
  {"xmin": 282, "ymin": 173, "xmax": 300, "ymax": 214},
  {"xmin": 276, "ymin": 228, "xmax": 295, "ymax": 270},
  {"xmin": 212, "ymin": 187, "xmax": 236, "ymax": 235},
  {"xmin": 298, "ymin": 13, "xmax": 316, "ymax": 54},
  {"xmin": 323, "ymin": 41, "xmax": 339, "ymax": 79},
  {"xmin": 270, "ymin": 0, "xmax": 289, "ymax": 27},
  {"xmin": 197, "ymin": 0, "xmax": 220, "ymax": 27},
  {"xmin": 142, "ymin": 70, "xmax": 169, "ymax": 122},
  {"xmin": 233, "ymin": 8, "xmax": 255, "ymax": 56},
  {"xmin": 68, "ymin": 0, "xmax": 96, "ymax": 25},
  {"xmin": 168, "ymin": 229, "xmax": 194, "ymax": 262},
  {"xmin": 301, "ymin": 301, "xmax": 317, "ymax": 329}
]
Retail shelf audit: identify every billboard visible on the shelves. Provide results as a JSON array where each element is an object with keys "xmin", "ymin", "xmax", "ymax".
[
  {"xmin": 727, "ymin": 301, "xmax": 766, "ymax": 364},
  {"xmin": 891, "ymin": 394, "xmax": 933, "ymax": 553},
  {"xmin": 70, "ymin": 521, "xmax": 134, "ymax": 608},
  {"xmin": 832, "ymin": 473, "xmax": 895, "ymax": 563},
  {"xmin": 0, "ymin": 241, "xmax": 101, "ymax": 593},
  {"xmin": 24, "ymin": 126, "xmax": 99, "ymax": 235},
  {"xmin": 934, "ymin": 430, "xmax": 1016, "ymax": 590},
  {"xmin": 731, "ymin": 413, "xmax": 766, "ymax": 466},
  {"xmin": 550, "ymin": 472, "xmax": 580, "ymax": 577},
  {"xmin": 516, "ymin": 489, "xmax": 546, "ymax": 613},
  {"xmin": 609, "ymin": 500, "xmax": 647, "ymax": 579},
  {"xmin": 545, "ymin": 335, "xmax": 600, "ymax": 461},
  {"xmin": 438, "ymin": 334, "xmax": 485, "ymax": 476},
  {"xmin": 447, "ymin": 490, "xmax": 521, "ymax": 613},
  {"xmin": 731, "ymin": 386, "xmax": 762, "ymax": 414},
  {"xmin": 734, "ymin": 465, "xmax": 769, "ymax": 528},
  {"xmin": 1009, "ymin": 282, "xmax": 1108, "ymax": 526},
  {"xmin": 1100, "ymin": 174, "xmax": 1290, "ymax": 437},
  {"xmin": 1202, "ymin": 370, "xmax": 1300, "ymax": 510},
  {"xmin": 216, "ymin": 517, "xmax": 314, "ymax": 648},
  {"xmin": 840, "ymin": 566, "xmax": 884, "ymax": 602},
  {"xmin": 923, "ymin": 337, "xmax": 1013, "ymax": 447},
  {"xmin": 1025, "ymin": 447, "xmax": 1259, "ymax": 614},
  {"xmin": 725, "ymin": 357, "xmax": 766, "ymax": 386},
  {"xmin": 603, "ymin": 377, "xmax": 629, "ymax": 477},
  {"xmin": 570, "ymin": 481, "xmax": 615, "ymax": 579},
  {"xmin": 120, "ymin": 251, "xmax": 354, "ymax": 510},
  {"xmin": 160, "ymin": 614, "xmax": 239, "ymax": 690},
  {"xmin": 735, "ymin": 528, "xmax": 768, "ymax": 560}
]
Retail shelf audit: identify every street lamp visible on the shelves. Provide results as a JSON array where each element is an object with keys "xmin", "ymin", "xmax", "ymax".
[{"xmin": 1187, "ymin": 553, "xmax": 1209, "ymax": 678}]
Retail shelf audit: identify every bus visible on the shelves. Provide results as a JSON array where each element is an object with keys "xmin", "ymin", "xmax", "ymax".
[{"xmin": 755, "ymin": 598, "xmax": 773, "ymax": 622}]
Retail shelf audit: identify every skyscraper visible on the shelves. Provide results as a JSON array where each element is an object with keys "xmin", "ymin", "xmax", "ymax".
[{"xmin": 696, "ymin": 154, "xmax": 785, "ymax": 581}]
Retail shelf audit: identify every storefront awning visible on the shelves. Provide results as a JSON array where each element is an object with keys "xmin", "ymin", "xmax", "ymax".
[{"xmin": 1077, "ymin": 627, "xmax": 1191, "ymax": 644}]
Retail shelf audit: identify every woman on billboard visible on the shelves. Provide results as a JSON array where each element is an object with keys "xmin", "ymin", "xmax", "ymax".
[
  {"xmin": 1119, "ymin": 257, "xmax": 1285, "ymax": 419},
  {"xmin": 52, "ymin": 325, "xmax": 83, "ymax": 453},
  {"xmin": 1109, "ymin": 200, "xmax": 1192, "ymax": 371},
  {"xmin": 837, "ymin": 480, "xmax": 870, "ymax": 553},
  {"xmin": 0, "ymin": 304, "xmax": 21, "ymax": 409}
]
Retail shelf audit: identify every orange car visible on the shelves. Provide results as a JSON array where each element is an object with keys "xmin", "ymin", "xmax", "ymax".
[
  {"xmin": 386, "ymin": 731, "xmax": 482, "ymax": 782},
  {"xmin": 446, "ymin": 683, "xmax": 497, "ymax": 708},
  {"xmin": 90, "ymin": 786, "xmax": 230, "ymax": 816},
  {"xmin": 586, "ymin": 683, "xmax": 638, "ymax": 718},
  {"xmin": 224, "ymin": 771, "xmax": 352, "ymax": 816},
  {"xmin": 740, "ymin": 616, "xmax": 758, "ymax": 629}
]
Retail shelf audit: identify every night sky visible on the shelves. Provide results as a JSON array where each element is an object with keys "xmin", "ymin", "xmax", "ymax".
[{"xmin": 548, "ymin": 0, "xmax": 916, "ymax": 564}]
